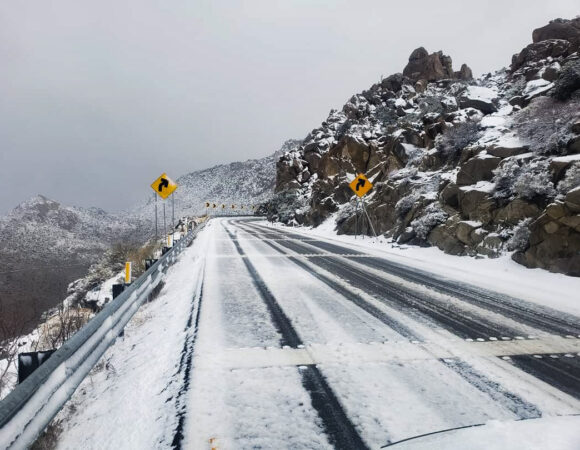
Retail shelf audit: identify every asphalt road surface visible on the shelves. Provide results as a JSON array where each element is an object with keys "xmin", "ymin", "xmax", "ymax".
[{"xmin": 178, "ymin": 218, "xmax": 580, "ymax": 449}]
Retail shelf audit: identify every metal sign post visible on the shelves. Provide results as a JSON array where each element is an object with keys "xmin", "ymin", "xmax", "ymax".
[
  {"xmin": 150, "ymin": 172, "xmax": 178, "ymax": 244},
  {"xmin": 349, "ymin": 173, "xmax": 376, "ymax": 239},
  {"xmin": 154, "ymin": 193, "xmax": 158, "ymax": 240},
  {"xmin": 163, "ymin": 201, "xmax": 166, "ymax": 240}
]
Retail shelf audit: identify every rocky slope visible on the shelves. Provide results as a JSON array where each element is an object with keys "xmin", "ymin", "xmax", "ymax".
[{"xmin": 271, "ymin": 17, "xmax": 580, "ymax": 276}]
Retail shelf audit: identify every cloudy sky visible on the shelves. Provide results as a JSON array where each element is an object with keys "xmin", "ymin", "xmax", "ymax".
[{"xmin": 0, "ymin": 1, "xmax": 578, "ymax": 213}]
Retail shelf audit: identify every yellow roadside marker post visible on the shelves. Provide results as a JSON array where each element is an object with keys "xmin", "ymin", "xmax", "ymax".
[{"xmin": 125, "ymin": 262, "xmax": 132, "ymax": 284}]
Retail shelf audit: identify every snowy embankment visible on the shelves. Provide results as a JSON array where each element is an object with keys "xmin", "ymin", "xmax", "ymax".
[
  {"xmin": 51, "ymin": 231, "xmax": 208, "ymax": 449},
  {"xmin": 265, "ymin": 219, "xmax": 580, "ymax": 317}
]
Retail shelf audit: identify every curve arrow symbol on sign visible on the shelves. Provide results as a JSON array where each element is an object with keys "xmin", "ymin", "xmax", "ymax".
[
  {"xmin": 158, "ymin": 178, "xmax": 169, "ymax": 192},
  {"xmin": 356, "ymin": 178, "xmax": 366, "ymax": 191}
]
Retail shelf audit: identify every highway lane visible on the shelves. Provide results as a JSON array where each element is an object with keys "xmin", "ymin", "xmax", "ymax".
[{"xmin": 181, "ymin": 218, "xmax": 580, "ymax": 449}]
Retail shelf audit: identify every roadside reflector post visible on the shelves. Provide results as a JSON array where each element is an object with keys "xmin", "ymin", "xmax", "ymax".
[
  {"xmin": 125, "ymin": 262, "xmax": 132, "ymax": 284},
  {"xmin": 18, "ymin": 350, "xmax": 56, "ymax": 384},
  {"xmin": 112, "ymin": 283, "xmax": 125, "ymax": 299}
]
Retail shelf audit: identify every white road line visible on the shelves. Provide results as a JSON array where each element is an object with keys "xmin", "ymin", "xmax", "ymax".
[{"xmin": 194, "ymin": 336, "xmax": 580, "ymax": 370}]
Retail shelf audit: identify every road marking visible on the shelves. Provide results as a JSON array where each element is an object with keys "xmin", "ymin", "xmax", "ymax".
[
  {"xmin": 209, "ymin": 253, "xmax": 372, "ymax": 259},
  {"xmin": 194, "ymin": 336, "xmax": 580, "ymax": 370}
]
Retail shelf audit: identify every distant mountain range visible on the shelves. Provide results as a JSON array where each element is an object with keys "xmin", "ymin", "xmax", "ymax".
[{"xmin": 0, "ymin": 140, "xmax": 300, "ymax": 335}]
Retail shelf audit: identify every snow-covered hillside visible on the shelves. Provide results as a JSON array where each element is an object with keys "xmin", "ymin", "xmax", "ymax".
[
  {"xmin": 0, "ymin": 195, "xmax": 149, "ymax": 337},
  {"xmin": 272, "ymin": 17, "xmax": 580, "ymax": 276},
  {"xmin": 132, "ymin": 139, "xmax": 301, "ymax": 221}
]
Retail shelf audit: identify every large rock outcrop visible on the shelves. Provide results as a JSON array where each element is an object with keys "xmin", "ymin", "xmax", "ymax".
[
  {"xmin": 511, "ymin": 17, "xmax": 580, "ymax": 72},
  {"xmin": 403, "ymin": 47, "xmax": 473, "ymax": 82},
  {"xmin": 532, "ymin": 17, "xmax": 580, "ymax": 50},
  {"xmin": 271, "ymin": 17, "xmax": 580, "ymax": 276}
]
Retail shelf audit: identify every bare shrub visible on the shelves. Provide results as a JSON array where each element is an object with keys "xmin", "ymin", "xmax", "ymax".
[
  {"xmin": 493, "ymin": 159, "xmax": 556, "ymax": 201},
  {"xmin": 558, "ymin": 162, "xmax": 580, "ymax": 194},
  {"xmin": 437, "ymin": 120, "xmax": 480, "ymax": 164},
  {"xmin": 29, "ymin": 419, "xmax": 63, "ymax": 450},
  {"xmin": 507, "ymin": 218, "xmax": 532, "ymax": 251},
  {"xmin": 38, "ymin": 305, "xmax": 91, "ymax": 349},
  {"xmin": 513, "ymin": 95, "xmax": 580, "ymax": 155},
  {"xmin": 107, "ymin": 240, "xmax": 159, "ymax": 279},
  {"xmin": 410, "ymin": 203, "xmax": 449, "ymax": 240},
  {"xmin": 553, "ymin": 60, "xmax": 580, "ymax": 101}
]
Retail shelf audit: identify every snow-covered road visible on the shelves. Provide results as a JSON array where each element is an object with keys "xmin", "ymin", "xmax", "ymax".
[{"xmin": 56, "ymin": 218, "xmax": 580, "ymax": 449}]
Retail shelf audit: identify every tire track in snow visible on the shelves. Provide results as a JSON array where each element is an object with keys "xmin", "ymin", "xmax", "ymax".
[
  {"xmin": 170, "ymin": 262, "xmax": 205, "ymax": 449},
  {"xmin": 223, "ymin": 222, "xmax": 369, "ymax": 450},
  {"xmin": 440, "ymin": 358, "xmax": 542, "ymax": 419},
  {"xmin": 243, "ymin": 224, "xmax": 517, "ymax": 340},
  {"xmin": 237, "ymin": 224, "xmax": 419, "ymax": 341},
  {"xmin": 253, "ymin": 223, "xmax": 580, "ymax": 337},
  {"xmin": 239, "ymin": 221, "xmax": 580, "ymax": 421}
]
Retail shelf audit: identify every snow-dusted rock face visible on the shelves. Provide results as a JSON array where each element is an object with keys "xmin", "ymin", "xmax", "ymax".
[{"xmin": 271, "ymin": 17, "xmax": 580, "ymax": 276}]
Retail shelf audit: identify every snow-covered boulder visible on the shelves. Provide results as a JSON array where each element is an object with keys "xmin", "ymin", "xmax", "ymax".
[{"xmin": 458, "ymin": 86, "xmax": 499, "ymax": 114}]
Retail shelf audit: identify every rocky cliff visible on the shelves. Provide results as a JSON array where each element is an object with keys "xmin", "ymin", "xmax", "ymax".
[{"xmin": 271, "ymin": 17, "xmax": 580, "ymax": 276}]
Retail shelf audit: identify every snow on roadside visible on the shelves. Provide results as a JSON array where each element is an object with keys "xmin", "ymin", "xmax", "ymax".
[
  {"xmin": 53, "ymin": 233, "xmax": 208, "ymax": 449},
  {"xmin": 263, "ymin": 219, "xmax": 580, "ymax": 317}
]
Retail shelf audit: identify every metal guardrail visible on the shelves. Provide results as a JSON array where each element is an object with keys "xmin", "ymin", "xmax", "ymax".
[{"xmin": 0, "ymin": 225, "xmax": 204, "ymax": 449}]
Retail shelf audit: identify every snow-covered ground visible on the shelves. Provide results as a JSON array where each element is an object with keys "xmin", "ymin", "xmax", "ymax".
[
  {"xmin": 266, "ymin": 217, "xmax": 580, "ymax": 317},
  {"xmin": 43, "ymin": 218, "xmax": 580, "ymax": 449},
  {"xmin": 53, "ymin": 232, "xmax": 208, "ymax": 449}
]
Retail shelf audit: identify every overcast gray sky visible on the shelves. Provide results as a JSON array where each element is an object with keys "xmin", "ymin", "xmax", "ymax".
[{"xmin": 0, "ymin": 1, "xmax": 578, "ymax": 213}]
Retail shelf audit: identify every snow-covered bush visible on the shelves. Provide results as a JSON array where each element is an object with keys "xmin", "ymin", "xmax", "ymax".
[
  {"xmin": 558, "ymin": 162, "xmax": 580, "ymax": 194},
  {"xmin": 507, "ymin": 218, "xmax": 532, "ymax": 252},
  {"xmin": 493, "ymin": 159, "xmax": 556, "ymax": 201},
  {"xmin": 513, "ymin": 160, "xmax": 556, "ymax": 200},
  {"xmin": 268, "ymin": 190, "xmax": 309, "ymax": 224},
  {"xmin": 437, "ymin": 120, "xmax": 480, "ymax": 163},
  {"xmin": 513, "ymin": 96, "xmax": 579, "ymax": 155},
  {"xmin": 493, "ymin": 160, "xmax": 521, "ymax": 199},
  {"xmin": 395, "ymin": 193, "xmax": 419, "ymax": 218},
  {"xmin": 553, "ymin": 60, "xmax": 580, "ymax": 101},
  {"xmin": 410, "ymin": 203, "xmax": 449, "ymax": 240}
]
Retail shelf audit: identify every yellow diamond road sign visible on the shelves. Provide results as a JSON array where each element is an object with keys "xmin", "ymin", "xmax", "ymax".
[
  {"xmin": 349, "ymin": 173, "xmax": 373, "ymax": 197},
  {"xmin": 151, "ymin": 173, "xmax": 177, "ymax": 199}
]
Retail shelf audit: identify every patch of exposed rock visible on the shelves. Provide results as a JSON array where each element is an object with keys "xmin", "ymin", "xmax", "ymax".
[{"xmin": 403, "ymin": 47, "xmax": 473, "ymax": 82}]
